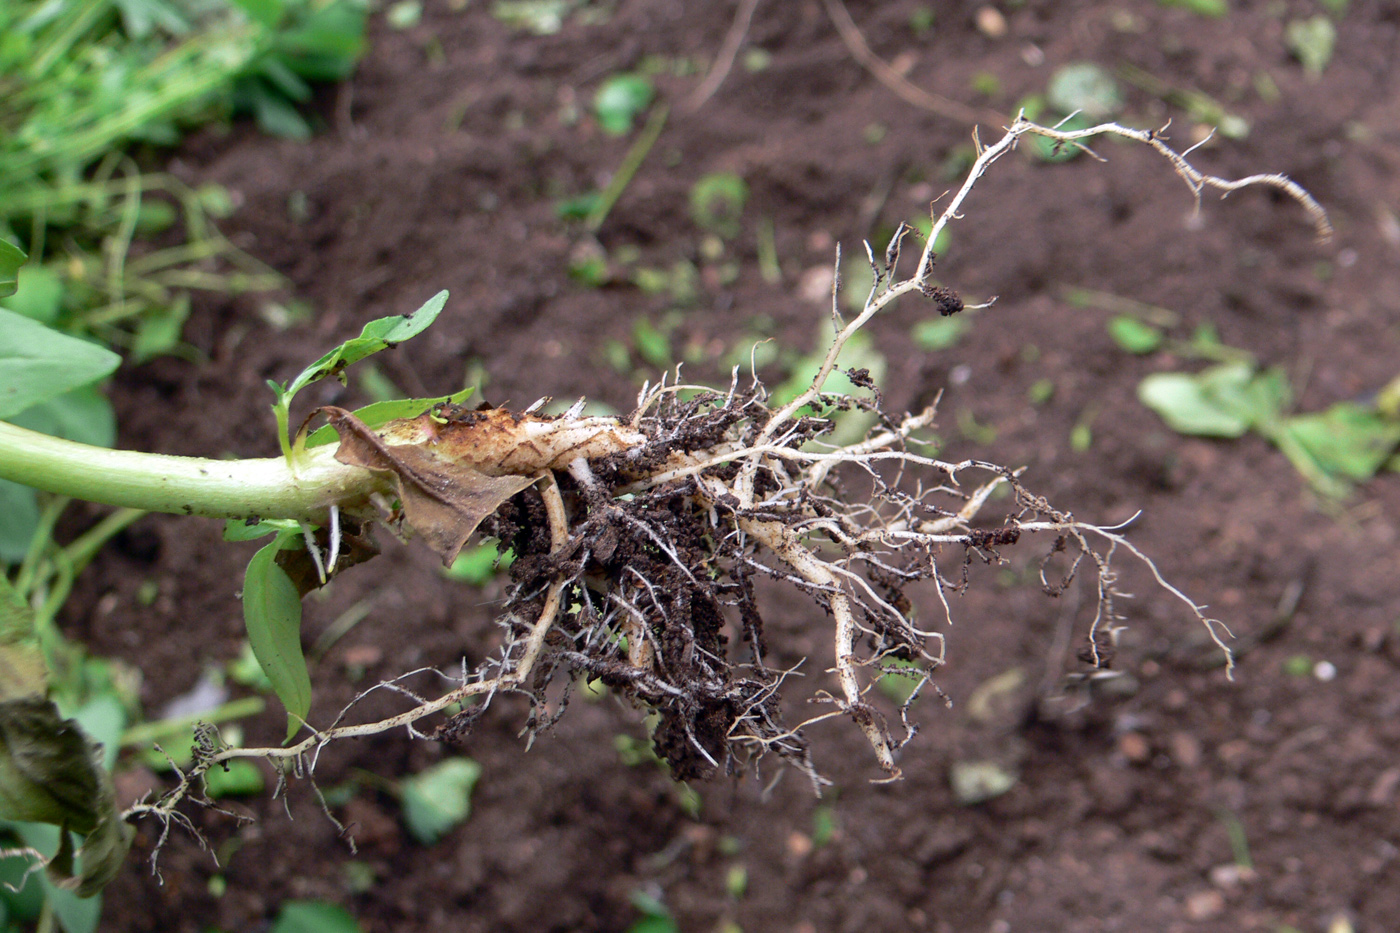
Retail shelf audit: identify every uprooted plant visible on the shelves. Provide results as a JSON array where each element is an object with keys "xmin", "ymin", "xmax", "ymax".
[{"xmin": 0, "ymin": 115, "xmax": 1328, "ymax": 889}]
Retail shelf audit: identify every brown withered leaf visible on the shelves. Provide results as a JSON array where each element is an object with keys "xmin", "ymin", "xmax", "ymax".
[
  {"xmin": 320, "ymin": 406, "xmax": 537, "ymax": 565},
  {"xmin": 276, "ymin": 516, "xmax": 382, "ymax": 598}
]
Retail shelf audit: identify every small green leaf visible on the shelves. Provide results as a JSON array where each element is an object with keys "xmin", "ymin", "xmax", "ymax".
[
  {"xmin": 1137, "ymin": 362, "xmax": 1284, "ymax": 437},
  {"xmin": 386, "ymin": 0, "xmax": 422, "ymax": 29},
  {"xmin": 443, "ymin": 542, "xmax": 512, "ymax": 585},
  {"xmin": 1028, "ymin": 113, "xmax": 1097, "ymax": 162},
  {"xmin": 204, "ymin": 759, "xmax": 265, "ymax": 798},
  {"xmin": 0, "ymin": 263, "xmax": 63, "ymax": 325},
  {"xmin": 0, "ymin": 311, "xmax": 120, "ymax": 420},
  {"xmin": 1287, "ymin": 16, "xmax": 1336, "ymax": 78},
  {"xmin": 231, "ymin": 0, "xmax": 284, "ymax": 28},
  {"xmin": 876, "ymin": 658, "xmax": 923, "ymax": 704},
  {"xmin": 302, "ymin": 388, "xmax": 474, "ymax": 448},
  {"xmin": 1106, "ymin": 315, "xmax": 1164, "ymax": 354},
  {"xmin": 632, "ymin": 319, "xmax": 672, "ymax": 369},
  {"xmin": 556, "ymin": 192, "xmax": 603, "ymax": 221},
  {"xmin": 223, "ymin": 518, "xmax": 300, "ymax": 542},
  {"xmin": 1280, "ymin": 403, "xmax": 1400, "ymax": 482},
  {"xmin": 595, "ymin": 74, "xmax": 655, "ymax": 136},
  {"xmin": 282, "ymin": 291, "xmax": 449, "ymax": 404},
  {"xmin": 950, "ymin": 760, "xmax": 1018, "ymax": 805},
  {"xmin": 0, "ymin": 482, "xmax": 40, "ymax": 564},
  {"xmin": 400, "ymin": 758, "xmax": 482, "ymax": 844},
  {"xmin": 688, "ymin": 173, "xmax": 748, "ymax": 239},
  {"xmin": 0, "ymin": 240, "xmax": 26, "ymax": 300},
  {"xmin": 1157, "ymin": 0, "xmax": 1227, "ymax": 16},
  {"xmin": 270, "ymin": 901, "xmax": 364, "ymax": 933},
  {"xmin": 243, "ymin": 534, "xmax": 311, "ymax": 741},
  {"xmin": 911, "ymin": 316, "xmax": 970, "ymax": 351},
  {"xmin": 1046, "ymin": 63, "xmax": 1124, "ymax": 120}
]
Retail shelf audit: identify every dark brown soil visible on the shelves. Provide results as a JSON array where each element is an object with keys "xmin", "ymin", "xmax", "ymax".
[{"xmin": 70, "ymin": 1, "xmax": 1400, "ymax": 930}]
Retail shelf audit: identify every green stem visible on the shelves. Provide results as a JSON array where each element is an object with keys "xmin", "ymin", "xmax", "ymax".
[
  {"xmin": 586, "ymin": 104, "xmax": 669, "ymax": 232},
  {"xmin": 0, "ymin": 421, "xmax": 390, "ymax": 522}
]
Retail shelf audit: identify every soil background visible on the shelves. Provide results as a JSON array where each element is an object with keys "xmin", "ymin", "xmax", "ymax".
[{"xmin": 69, "ymin": 1, "xmax": 1400, "ymax": 931}]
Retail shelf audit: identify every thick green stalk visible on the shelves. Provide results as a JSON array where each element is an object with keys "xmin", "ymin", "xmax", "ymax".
[{"xmin": 0, "ymin": 421, "xmax": 389, "ymax": 521}]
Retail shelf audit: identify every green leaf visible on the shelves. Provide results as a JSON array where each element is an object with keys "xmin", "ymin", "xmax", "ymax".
[
  {"xmin": 0, "ymin": 482, "xmax": 40, "ymax": 565},
  {"xmin": 1137, "ymin": 362, "xmax": 1286, "ymax": 437},
  {"xmin": 8, "ymin": 385, "xmax": 116, "ymax": 449},
  {"xmin": 0, "ymin": 263, "xmax": 63, "ymax": 325},
  {"xmin": 1106, "ymin": 315, "xmax": 1163, "ymax": 354},
  {"xmin": 1029, "ymin": 113, "xmax": 1095, "ymax": 162},
  {"xmin": 204, "ymin": 759, "xmax": 265, "ymax": 798},
  {"xmin": 594, "ymin": 74, "xmax": 654, "ymax": 136},
  {"xmin": 1287, "ymin": 16, "xmax": 1336, "ymax": 77},
  {"xmin": 688, "ymin": 173, "xmax": 748, "ymax": 239},
  {"xmin": 399, "ymin": 757, "xmax": 482, "ymax": 844},
  {"xmin": 302, "ymin": 388, "xmax": 474, "ymax": 448},
  {"xmin": 282, "ymin": 291, "xmax": 449, "ymax": 403},
  {"xmin": 231, "ymin": 0, "xmax": 285, "ymax": 29},
  {"xmin": 443, "ymin": 542, "xmax": 513, "ymax": 585},
  {"xmin": 386, "ymin": 1, "xmax": 422, "ymax": 29},
  {"xmin": 270, "ymin": 901, "xmax": 363, "ymax": 933},
  {"xmin": 223, "ymin": 518, "xmax": 300, "ymax": 542},
  {"xmin": 875, "ymin": 658, "xmax": 923, "ymax": 704},
  {"xmin": 1046, "ymin": 63, "xmax": 1124, "ymax": 120},
  {"xmin": 0, "ymin": 311, "xmax": 120, "ymax": 420},
  {"xmin": 556, "ymin": 192, "xmax": 603, "ymax": 220},
  {"xmin": 1157, "ymin": 0, "xmax": 1227, "ymax": 16},
  {"xmin": 242, "ymin": 534, "xmax": 311, "ymax": 741},
  {"xmin": 911, "ymin": 316, "xmax": 970, "ymax": 351},
  {"xmin": 0, "ymin": 241, "xmax": 25, "ymax": 301},
  {"xmin": 632, "ymin": 319, "xmax": 671, "ymax": 369},
  {"xmin": 1280, "ymin": 403, "xmax": 1400, "ymax": 482}
]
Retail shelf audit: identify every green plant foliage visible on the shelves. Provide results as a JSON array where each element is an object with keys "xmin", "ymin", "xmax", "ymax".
[
  {"xmin": 0, "ymin": 241, "xmax": 24, "ymax": 299},
  {"xmin": 688, "ymin": 173, "xmax": 748, "ymax": 239},
  {"xmin": 491, "ymin": 0, "xmax": 574, "ymax": 34},
  {"xmin": 1107, "ymin": 315, "xmax": 1165, "ymax": 354},
  {"xmin": 1280, "ymin": 403, "xmax": 1400, "ymax": 482},
  {"xmin": 594, "ymin": 73, "xmax": 654, "ymax": 136},
  {"xmin": 0, "ymin": 0, "xmax": 366, "ymax": 369},
  {"xmin": 911, "ymin": 315, "xmax": 970, "ymax": 351},
  {"xmin": 875, "ymin": 657, "xmax": 923, "ymax": 704},
  {"xmin": 627, "ymin": 891, "xmax": 680, "ymax": 933},
  {"xmin": 399, "ymin": 757, "xmax": 482, "ymax": 844},
  {"xmin": 302, "ymin": 388, "xmax": 474, "ymax": 448},
  {"xmin": 1157, "ymin": 0, "xmax": 1227, "ymax": 16},
  {"xmin": 1139, "ymin": 361, "xmax": 1400, "ymax": 496},
  {"xmin": 1046, "ymin": 63, "xmax": 1124, "ymax": 120},
  {"xmin": 1286, "ymin": 16, "xmax": 1336, "ymax": 78},
  {"xmin": 204, "ymin": 758, "xmax": 265, "ymax": 797},
  {"xmin": 442, "ymin": 541, "xmax": 513, "ymax": 585},
  {"xmin": 270, "ymin": 900, "xmax": 364, "ymax": 933},
  {"xmin": 280, "ymin": 291, "xmax": 450, "ymax": 404},
  {"xmin": 242, "ymin": 532, "xmax": 311, "ymax": 741},
  {"xmin": 269, "ymin": 290, "xmax": 449, "ymax": 455},
  {"xmin": 1137, "ymin": 362, "xmax": 1283, "ymax": 438},
  {"xmin": 771, "ymin": 323, "xmax": 887, "ymax": 448},
  {"xmin": 0, "ymin": 309, "xmax": 120, "ymax": 421},
  {"xmin": 632, "ymin": 318, "xmax": 673, "ymax": 369}
]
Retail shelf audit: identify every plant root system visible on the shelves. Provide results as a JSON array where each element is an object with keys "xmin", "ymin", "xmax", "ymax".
[{"xmin": 130, "ymin": 116, "xmax": 1325, "ymax": 863}]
